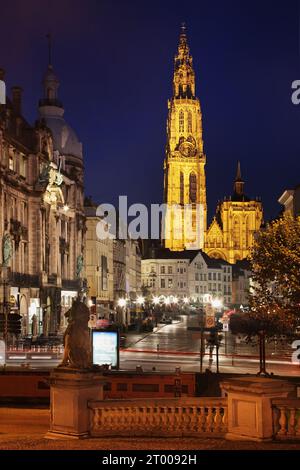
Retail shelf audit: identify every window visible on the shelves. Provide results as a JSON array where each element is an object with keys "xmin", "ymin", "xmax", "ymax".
[
  {"xmin": 213, "ymin": 273, "xmax": 216, "ymax": 281},
  {"xmin": 161, "ymin": 279, "xmax": 166, "ymax": 288},
  {"xmin": 132, "ymin": 384, "xmax": 159, "ymax": 392},
  {"xmin": 218, "ymin": 273, "xmax": 221, "ymax": 281},
  {"xmin": 195, "ymin": 273, "xmax": 199, "ymax": 281},
  {"xmin": 218, "ymin": 283, "xmax": 222, "ymax": 291},
  {"xmin": 20, "ymin": 155, "xmax": 27, "ymax": 178},
  {"xmin": 9, "ymin": 154, "xmax": 14, "ymax": 171},
  {"xmin": 117, "ymin": 383, "xmax": 128, "ymax": 391},
  {"xmin": 233, "ymin": 217, "xmax": 240, "ymax": 248},
  {"xmin": 179, "ymin": 110, "xmax": 184, "ymax": 132},
  {"xmin": 196, "ymin": 286, "xmax": 199, "ymax": 293},
  {"xmin": 180, "ymin": 172, "xmax": 184, "ymax": 205},
  {"xmin": 160, "ymin": 266, "xmax": 165, "ymax": 274},
  {"xmin": 208, "ymin": 273, "xmax": 212, "ymax": 280},
  {"xmin": 168, "ymin": 278, "xmax": 173, "ymax": 288},
  {"xmin": 189, "ymin": 173, "xmax": 197, "ymax": 203},
  {"xmin": 188, "ymin": 111, "xmax": 192, "ymax": 132},
  {"xmin": 168, "ymin": 266, "xmax": 172, "ymax": 274},
  {"xmin": 208, "ymin": 283, "xmax": 212, "ymax": 290},
  {"xmin": 101, "ymin": 255, "xmax": 108, "ymax": 291}
]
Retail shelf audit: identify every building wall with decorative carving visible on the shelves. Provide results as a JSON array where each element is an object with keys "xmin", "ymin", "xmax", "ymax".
[{"xmin": 0, "ymin": 64, "xmax": 85, "ymax": 338}]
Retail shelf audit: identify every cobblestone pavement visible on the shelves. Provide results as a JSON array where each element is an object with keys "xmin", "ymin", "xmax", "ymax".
[{"xmin": 0, "ymin": 408, "xmax": 299, "ymax": 450}]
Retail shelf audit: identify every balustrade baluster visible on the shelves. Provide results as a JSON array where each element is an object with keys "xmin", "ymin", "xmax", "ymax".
[
  {"xmin": 214, "ymin": 406, "xmax": 222, "ymax": 432},
  {"xmin": 288, "ymin": 408, "xmax": 296, "ymax": 436},
  {"xmin": 199, "ymin": 406, "xmax": 206, "ymax": 432},
  {"xmin": 206, "ymin": 407, "xmax": 214, "ymax": 432},
  {"xmin": 278, "ymin": 406, "xmax": 287, "ymax": 436}
]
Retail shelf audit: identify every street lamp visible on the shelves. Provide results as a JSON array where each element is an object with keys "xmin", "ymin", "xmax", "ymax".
[
  {"xmin": 117, "ymin": 298, "xmax": 127, "ymax": 308},
  {"xmin": 183, "ymin": 297, "xmax": 189, "ymax": 304},
  {"xmin": 153, "ymin": 296, "xmax": 160, "ymax": 305},
  {"xmin": 211, "ymin": 298, "xmax": 223, "ymax": 310},
  {"xmin": 136, "ymin": 296, "xmax": 145, "ymax": 306}
]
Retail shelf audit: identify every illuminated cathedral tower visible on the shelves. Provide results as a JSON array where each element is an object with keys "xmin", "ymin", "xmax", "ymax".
[{"xmin": 163, "ymin": 25, "xmax": 207, "ymax": 251}]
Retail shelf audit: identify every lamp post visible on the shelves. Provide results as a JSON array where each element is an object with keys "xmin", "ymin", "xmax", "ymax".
[
  {"xmin": 152, "ymin": 296, "xmax": 160, "ymax": 326},
  {"xmin": 117, "ymin": 297, "xmax": 127, "ymax": 329},
  {"xmin": 199, "ymin": 309, "xmax": 205, "ymax": 373}
]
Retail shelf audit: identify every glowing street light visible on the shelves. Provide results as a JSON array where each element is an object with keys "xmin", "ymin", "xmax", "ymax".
[
  {"xmin": 212, "ymin": 298, "xmax": 223, "ymax": 310},
  {"xmin": 118, "ymin": 298, "xmax": 127, "ymax": 308},
  {"xmin": 153, "ymin": 296, "xmax": 160, "ymax": 305},
  {"xmin": 173, "ymin": 296, "xmax": 178, "ymax": 304},
  {"xmin": 164, "ymin": 297, "xmax": 170, "ymax": 306},
  {"xmin": 183, "ymin": 297, "xmax": 189, "ymax": 304},
  {"xmin": 136, "ymin": 296, "xmax": 145, "ymax": 306}
]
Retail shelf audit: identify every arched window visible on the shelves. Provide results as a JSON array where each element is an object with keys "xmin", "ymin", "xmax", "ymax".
[
  {"xmin": 233, "ymin": 217, "xmax": 240, "ymax": 248},
  {"xmin": 180, "ymin": 172, "xmax": 184, "ymax": 205},
  {"xmin": 189, "ymin": 172, "xmax": 197, "ymax": 203},
  {"xmin": 188, "ymin": 112, "xmax": 192, "ymax": 132},
  {"xmin": 245, "ymin": 215, "xmax": 251, "ymax": 247},
  {"xmin": 179, "ymin": 110, "xmax": 184, "ymax": 132}
]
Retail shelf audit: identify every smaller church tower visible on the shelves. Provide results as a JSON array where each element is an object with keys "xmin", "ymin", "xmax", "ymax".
[{"xmin": 205, "ymin": 162, "xmax": 263, "ymax": 264}]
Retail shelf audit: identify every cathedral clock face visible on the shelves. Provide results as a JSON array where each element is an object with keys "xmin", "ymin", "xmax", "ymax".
[{"xmin": 179, "ymin": 137, "xmax": 196, "ymax": 157}]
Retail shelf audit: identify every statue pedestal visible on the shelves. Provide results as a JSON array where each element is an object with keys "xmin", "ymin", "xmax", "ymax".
[
  {"xmin": 46, "ymin": 368, "xmax": 105, "ymax": 439},
  {"xmin": 221, "ymin": 377, "xmax": 296, "ymax": 442}
]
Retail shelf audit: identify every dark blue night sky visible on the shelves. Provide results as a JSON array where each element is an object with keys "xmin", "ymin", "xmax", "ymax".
[{"xmin": 1, "ymin": 0, "xmax": 299, "ymax": 222}]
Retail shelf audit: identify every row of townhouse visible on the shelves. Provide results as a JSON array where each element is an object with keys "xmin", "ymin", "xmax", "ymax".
[{"xmin": 142, "ymin": 249, "xmax": 234, "ymax": 308}]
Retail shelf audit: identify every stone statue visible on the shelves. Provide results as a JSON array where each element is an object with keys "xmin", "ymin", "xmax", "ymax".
[
  {"xmin": 59, "ymin": 299, "xmax": 92, "ymax": 369},
  {"xmin": 2, "ymin": 234, "xmax": 12, "ymax": 267},
  {"xmin": 76, "ymin": 254, "xmax": 84, "ymax": 278}
]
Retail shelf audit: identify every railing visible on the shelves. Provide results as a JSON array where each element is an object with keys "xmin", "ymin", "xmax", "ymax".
[
  {"xmin": 89, "ymin": 397, "xmax": 227, "ymax": 437},
  {"xmin": 9, "ymin": 272, "xmax": 39, "ymax": 287},
  {"xmin": 62, "ymin": 278, "xmax": 80, "ymax": 290},
  {"xmin": 272, "ymin": 399, "xmax": 300, "ymax": 440}
]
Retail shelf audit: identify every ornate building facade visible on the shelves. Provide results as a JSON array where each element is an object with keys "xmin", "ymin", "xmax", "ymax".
[
  {"xmin": 0, "ymin": 60, "xmax": 85, "ymax": 338},
  {"xmin": 163, "ymin": 26, "xmax": 207, "ymax": 251},
  {"xmin": 205, "ymin": 163, "xmax": 263, "ymax": 264}
]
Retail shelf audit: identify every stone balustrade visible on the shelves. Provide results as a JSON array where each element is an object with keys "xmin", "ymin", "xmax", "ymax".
[
  {"xmin": 89, "ymin": 397, "xmax": 227, "ymax": 437},
  {"xmin": 272, "ymin": 399, "xmax": 300, "ymax": 440}
]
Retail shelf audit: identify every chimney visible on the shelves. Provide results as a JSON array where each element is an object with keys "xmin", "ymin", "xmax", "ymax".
[{"xmin": 11, "ymin": 86, "xmax": 23, "ymax": 115}]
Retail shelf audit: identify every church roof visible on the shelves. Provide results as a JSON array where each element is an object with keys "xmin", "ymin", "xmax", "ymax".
[{"xmin": 42, "ymin": 114, "xmax": 83, "ymax": 160}]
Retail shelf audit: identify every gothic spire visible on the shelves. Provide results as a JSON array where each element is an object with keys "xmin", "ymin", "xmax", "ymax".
[
  {"xmin": 173, "ymin": 23, "xmax": 195, "ymax": 99},
  {"xmin": 233, "ymin": 161, "xmax": 245, "ymax": 196},
  {"xmin": 235, "ymin": 161, "xmax": 242, "ymax": 181},
  {"xmin": 46, "ymin": 33, "xmax": 52, "ymax": 68},
  {"xmin": 39, "ymin": 34, "xmax": 63, "ymax": 109}
]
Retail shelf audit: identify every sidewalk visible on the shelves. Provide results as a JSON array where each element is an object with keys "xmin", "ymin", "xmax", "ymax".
[{"xmin": 0, "ymin": 408, "xmax": 299, "ymax": 450}]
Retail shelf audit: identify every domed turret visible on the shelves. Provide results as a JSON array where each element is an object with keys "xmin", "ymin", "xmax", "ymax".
[{"xmin": 38, "ymin": 40, "xmax": 83, "ymax": 163}]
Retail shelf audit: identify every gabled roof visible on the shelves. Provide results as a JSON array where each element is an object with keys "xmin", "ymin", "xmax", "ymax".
[{"xmin": 143, "ymin": 247, "xmax": 231, "ymax": 268}]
